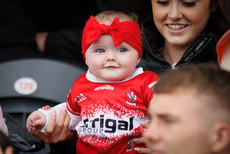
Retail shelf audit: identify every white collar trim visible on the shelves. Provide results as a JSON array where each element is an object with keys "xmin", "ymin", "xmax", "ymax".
[{"xmin": 86, "ymin": 67, "xmax": 144, "ymax": 83}]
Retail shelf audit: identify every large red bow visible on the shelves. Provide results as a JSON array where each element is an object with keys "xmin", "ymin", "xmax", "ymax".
[{"xmin": 81, "ymin": 16, "xmax": 143, "ymax": 59}]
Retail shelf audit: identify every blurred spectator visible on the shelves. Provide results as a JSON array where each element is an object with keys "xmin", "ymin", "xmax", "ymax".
[
  {"xmin": 0, "ymin": 106, "xmax": 8, "ymax": 137},
  {"xmin": 134, "ymin": 0, "xmax": 229, "ymax": 74},
  {"xmin": 35, "ymin": 0, "xmax": 135, "ymax": 67},
  {"xmin": 144, "ymin": 64, "xmax": 230, "ymax": 154},
  {"xmin": 0, "ymin": 131, "xmax": 14, "ymax": 154},
  {"xmin": 34, "ymin": 0, "xmax": 96, "ymax": 67},
  {"xmin": 0, "ymin": 106, "xmax": 13, "ymax": 154},
  {"xmin": 0, "ymin": 0, "xmax": 41, "ymax": 62}
]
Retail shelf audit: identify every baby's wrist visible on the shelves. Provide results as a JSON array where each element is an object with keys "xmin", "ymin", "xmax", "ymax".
[{"xmin": 38, "ymin": 108, "xmax": 52, "ymax": 133}]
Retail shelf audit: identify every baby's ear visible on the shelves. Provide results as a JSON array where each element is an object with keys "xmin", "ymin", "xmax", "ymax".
[
  {"xmin": 211, "ymin": 123, "xmax": 230, "ymax": 152},
  {"xmin": 136, "ymin": 57, "xmax": 141, "ymax": 65}
]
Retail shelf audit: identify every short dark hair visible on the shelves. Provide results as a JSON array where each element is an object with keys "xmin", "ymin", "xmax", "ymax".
[{"xmin": 153, "ymin": 64, "xmax": 230, "ymax": 114}]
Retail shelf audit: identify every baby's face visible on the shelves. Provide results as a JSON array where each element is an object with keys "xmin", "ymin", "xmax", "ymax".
[{"xmin": 85, "ymin": 35, "xmax": 140, "ymax": 81}]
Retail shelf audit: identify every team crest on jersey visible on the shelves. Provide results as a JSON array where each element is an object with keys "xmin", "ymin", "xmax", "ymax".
[
  {"xmin": 126, "ymin": 139, "xmax": 134, "ymax": 152},
  {"xmin": 126, "ymin": 91, "xmax": 137, "ymax": 105}
]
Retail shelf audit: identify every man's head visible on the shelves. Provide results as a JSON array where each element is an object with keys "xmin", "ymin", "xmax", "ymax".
[{"xmin": 144, "ymin": 64, "xmax": 230, "ymax": 154}]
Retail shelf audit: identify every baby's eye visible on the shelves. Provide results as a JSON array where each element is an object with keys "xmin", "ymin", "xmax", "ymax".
[
  {"xmin": 163, "ymin": 118, "xmax": 175, "ymax": 124},
  {"xmin": 96, "ymin": 49, "xmax": 105, "ymax": 53},
  {"xmin": 118, "ymin": 48, "xmax": 127, "ymax": 53}
]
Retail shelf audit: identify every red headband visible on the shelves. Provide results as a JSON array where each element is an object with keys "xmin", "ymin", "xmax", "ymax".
[{"xmin": 81, "ymin": 15, "xmax": 143, "ymax": 59}]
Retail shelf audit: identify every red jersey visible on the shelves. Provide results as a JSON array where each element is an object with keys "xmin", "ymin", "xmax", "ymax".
[{"xmin": 66, "ymin": 68, "xmax": 158, "ymax": 153}]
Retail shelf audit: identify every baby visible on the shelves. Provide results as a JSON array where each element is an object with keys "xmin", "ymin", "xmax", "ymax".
[{"xmin": 27, "ymin": 10, "xmax": 158, "ymax": 153}]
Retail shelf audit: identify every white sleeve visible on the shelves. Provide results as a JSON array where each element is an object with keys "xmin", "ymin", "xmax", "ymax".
[
  {"xmin": 67, "ymin": 110, "xmax": 81, "ymax": 130},
  {"xmin": 38, "ymin": 102, "xmax": 66, "ymax": 133},
  {"xmin": 38, "ymin": 102, "xmax": 81, "ymax": 132}
]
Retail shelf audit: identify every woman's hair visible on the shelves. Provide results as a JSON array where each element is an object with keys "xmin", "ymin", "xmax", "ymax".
[
  {"xmin": 204, "ymin": 0, "xmax": 229, "ymax": 39},
  {"xmin": 134, "ymin": 0, "xmax": 229, "ymax": 50},
  {"xmin": 218, "ymin": 0, "xmax": 230, "ymax": 26},
  {"xmin": 134, "ymin": 0, "xmax": 154, "ymax": 29},
  {"xmin": 133, "ymin": 0, "xmax": 164, "ymax": 51}
]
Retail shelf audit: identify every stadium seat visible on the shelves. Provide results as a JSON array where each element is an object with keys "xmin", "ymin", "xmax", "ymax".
[{"xmin": 0, "ymin": 58, "xmax": 85, "ymax": 153}]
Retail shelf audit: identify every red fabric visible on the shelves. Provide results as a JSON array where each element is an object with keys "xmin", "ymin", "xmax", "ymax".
[
  {"xmin": 42, "ymin": 105, "xmax": 50, "ymax": 110},
  {"xmin": 217, "ymin": 29, "xmax": 230, "ymax": 64},
  {"xmin": 66, "ymin": 70, "xmax": 159, "ymax": 153},
  {"xmin": 81, "ymin": 16, "xmax": 143, "ymax": 59}
]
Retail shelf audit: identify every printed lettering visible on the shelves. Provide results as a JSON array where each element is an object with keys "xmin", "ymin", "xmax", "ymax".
[
  {"xmin": 100, "ymin": 115, "xmax": 104, "ymax": 128},
  {"xmin": 83, "ymin": 119, "xmax": 89, "ymax": 127},
  {"xmin": 74, "ymin": 93, "xmax": 87, "ymax": 103},
  {"xmin": 118, "ymin": 120, "xmax": 128, "ymax": 130},
  {"xmin": 129, "ymin": 118, "xmax": 133, "ymax": 130},
  {"xmin": 79, "ymin": 114, "xmax": 134, "ymax": 134},
  {"xmin": 94, "ymin": 85, "xmax": 114, "ymax": 91},
  {"xmin": 92, "ymin": 118, "xmax": 99, "ymax": 127},
  {"xmin": 105, "ymin": 119, "xmax": 116, "ymax": 133}
]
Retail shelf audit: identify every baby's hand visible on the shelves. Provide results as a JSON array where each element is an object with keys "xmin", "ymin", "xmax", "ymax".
[{"xmin": 26, "ymin": 110, "xmax": 46, "ymax": 132}]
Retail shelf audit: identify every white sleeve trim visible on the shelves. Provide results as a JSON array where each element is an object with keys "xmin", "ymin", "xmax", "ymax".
[{"xmin": 38, "ymin": 102, "xmax": 66, "ymax": 133}]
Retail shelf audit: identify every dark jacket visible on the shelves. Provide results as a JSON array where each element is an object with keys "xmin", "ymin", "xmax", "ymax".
[
  {"xmin": 0, "ymin": 0, "xmax": 41, "ymax": 62},
  {"xmin": 138, "ymin": 29, "xmax": 218, "ymax": 75}
]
